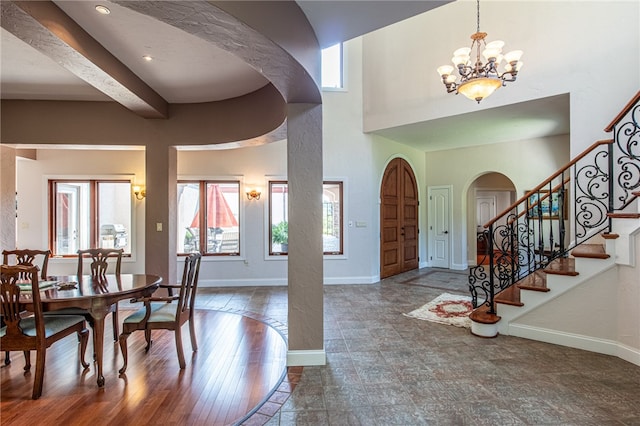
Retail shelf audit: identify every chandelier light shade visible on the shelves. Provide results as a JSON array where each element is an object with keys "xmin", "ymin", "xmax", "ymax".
[{"xmin": 437, "ymin": 0, "xmax": 523, "ymax": 103}]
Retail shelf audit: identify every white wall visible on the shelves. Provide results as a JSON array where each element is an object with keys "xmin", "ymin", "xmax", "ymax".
[
  {"xmin": 514, "ymin": 230, "xmax": 640, "ymax": 363},
  {"xmin": 322, "ymin": 38, "xmax": 379, "ymax": 282},
  {"xmin": 14, "ymin": 138, "xmax": 382, "ymax": 285},
  {"xmin": 425, "ymin": 134, "xmax": 570, "ymax": 268},
  {"xmin": 12, "ymin": 39, "xmax": 391, "ymax": 286},
  {"xmin": 362, "ymin": 1, "xmax": 639, "ymax": 156},
  {"xmin": 15, "ymin": 149, "xmax": 146, "ymax": 275},
  {"xmin": 618, "ymin": 231, "xmax": 640, "ymax": 355}
]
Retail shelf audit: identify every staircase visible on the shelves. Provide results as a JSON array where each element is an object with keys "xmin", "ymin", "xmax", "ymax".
[{"xmin": 468, "ymin": 92, "xmax": 640, "ymax": 364}]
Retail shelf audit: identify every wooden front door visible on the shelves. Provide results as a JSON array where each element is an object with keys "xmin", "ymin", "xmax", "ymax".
[{"xmin": 380, "ymin": 158, "xmax": 419, "ymax": 278}]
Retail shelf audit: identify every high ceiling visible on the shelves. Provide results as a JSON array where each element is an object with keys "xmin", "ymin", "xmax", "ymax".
[
  {"xmin": 1, "ymin": 0, "xmax": 568, "ymax": 150},
  {"xmin": 1, "ymin": 1, "xmax": 447, "ymax": 103}
]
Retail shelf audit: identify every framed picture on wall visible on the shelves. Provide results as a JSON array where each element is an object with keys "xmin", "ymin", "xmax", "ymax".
[{"xmin": 526, "ymin": 189, "xmax": 567, "ymax": 219}]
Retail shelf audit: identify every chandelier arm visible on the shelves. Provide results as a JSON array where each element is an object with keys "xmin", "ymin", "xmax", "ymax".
[
  {"xmin": 436, "ymin": 0, "xmax": 523, "ymax": 103},
  {"xmin": 500, "ymin": 72, "xmax": 518, "ymax": 83}
]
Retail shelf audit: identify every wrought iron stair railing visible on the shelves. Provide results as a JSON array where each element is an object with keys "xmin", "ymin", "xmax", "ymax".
[{"xmin": 469, "ymin": 92, "xmax": 640, "ymax": 314}]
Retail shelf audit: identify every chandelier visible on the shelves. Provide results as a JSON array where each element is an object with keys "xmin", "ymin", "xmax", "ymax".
[{"xmin": 436, "ymin": 0, "xmax": 523, "ymax": 103}]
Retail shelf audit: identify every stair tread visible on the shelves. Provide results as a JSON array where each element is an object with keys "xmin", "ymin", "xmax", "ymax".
[
  {"xmin": 469, "ymin": 304, "xmax": 501, "ymax": 324},
  {"xmin": 495, "ymin": 286, "xmax": 524, "ymax": 306},
  {"xmin": 571, "ymin": 243, "xmax": 610, "ymax": 259},
  {"xmin": 517, "ymin": 271, "xmax": 550, "ymax": 292},
  {"xmin": 602, "ymin": 233, "xmax": 620, "ymax": 240},
  {"xmin": 608, "ymin": 212, "xmax": 640, "ymax": 219},
  {"xmin": 544, "ymin": 257, "xmax": 579, "ymax": 276}
]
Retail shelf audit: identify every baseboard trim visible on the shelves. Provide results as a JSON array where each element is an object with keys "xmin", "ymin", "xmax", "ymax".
[
  {"xmin": 324, "ymin": 276, "xmax": 378, "ymax": 285},
  {"xmin": 287, "ymin": 349, "xmax": 326, "ymax": 366},
  {"xmin": 450, "ymin": 262, "xmax": 468, "ymax": 271},
  {"xmin": 509, "ymin": 323, "xmax": 640, "ymax": 367},
  {"xmin": 199, "ymin": 275, "xmax": 379, "ymax": 287},
  {"xmin": 199, "ymin": 278, "xmax": 286, "ymax": 287}
]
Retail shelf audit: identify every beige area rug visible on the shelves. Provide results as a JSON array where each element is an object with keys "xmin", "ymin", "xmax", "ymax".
[{"xmin": 403, "ymin": 293, "xmax": 473, "ymax": 328}]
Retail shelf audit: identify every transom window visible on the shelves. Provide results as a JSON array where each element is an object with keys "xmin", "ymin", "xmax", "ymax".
[
  {"xmin": 269, "ymin": 181, "xmax": 343, "ymax": 255},
  {"xmin": 321, "ymin": 43, "xmax": 343, "ymax": 89},
  {"xmin": 49, "ymin": 180, "xmax": 132, "ymax": 256},
  {"xmin": 178, "ymin": 181, "xmax": 240, "ymax": 256}
]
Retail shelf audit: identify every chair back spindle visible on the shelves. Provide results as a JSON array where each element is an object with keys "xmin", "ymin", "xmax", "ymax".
[
  {"xmin": 2, "ymin": 249, "xmax": 51, "ymax": 280},
  {"xmin": 1, "ymin": 265, "xmax": 44, "ymax": 338},
  {"xmin": 77, "ymin": 248, "xmax": 123, "ymax": 278},
  {"xmin": 177, "ymin": 253, "xmax": 202, "ymax": 318}
]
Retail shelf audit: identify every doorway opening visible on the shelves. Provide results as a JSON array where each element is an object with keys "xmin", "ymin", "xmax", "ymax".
[
  {"xmin": 380, "ymin": 158, "xmax": 419, "ymax": 279},
  {"xmin": 469, "ymin": 172, "xmax": 516, "ymax": 266}
]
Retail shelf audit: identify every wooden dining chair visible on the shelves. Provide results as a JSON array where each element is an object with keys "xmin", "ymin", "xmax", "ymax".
[
  {"xmin": 50, "ymin": 248, "xmax": 123, "ymax": 355},
  {"xmin": 0, "ymin": 265, "xmax": 89, "ymax": 399},
  {"xmin": 118, "ymin": 252, "xmax": 201, "ymax": 373},
  {"xmin": 76, "ymin": 248, "xmax": 124, "ymax": 341},
  {"xmin": 2, "ymin": 249, "xmax": 51, "ymax": 366},
  {"xmin": 2, "ymin": 249, "xmax": 51, "ymax": 280}
]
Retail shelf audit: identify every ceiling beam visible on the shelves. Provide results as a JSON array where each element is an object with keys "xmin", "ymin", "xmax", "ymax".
[{"xmin": 0, "ymin": 0, "xmax": 168, "ymax": 119}]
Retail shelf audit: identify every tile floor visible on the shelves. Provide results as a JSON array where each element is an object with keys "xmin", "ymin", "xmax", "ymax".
[{"xmin": 197, "ymin": 268, "xmax": 640, "ymax": 426}]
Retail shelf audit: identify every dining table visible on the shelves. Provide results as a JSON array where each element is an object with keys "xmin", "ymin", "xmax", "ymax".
[{"xmin": 18, "ymin": 273, "xmax": 162, "ymax": 387}]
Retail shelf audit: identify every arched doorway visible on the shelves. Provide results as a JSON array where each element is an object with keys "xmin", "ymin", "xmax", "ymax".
[
  {"xmin": 470, "ymin": 172, "xmax": 516, "ymax": 265},
  {"xmin": 380, "ymin": 158, "xmax": 419, "ymax": 278}
]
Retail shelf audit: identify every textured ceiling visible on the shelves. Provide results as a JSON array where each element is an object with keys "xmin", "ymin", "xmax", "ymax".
[{"xmin": 1, "ymin": 0, "xmax": 568, "ymax": 150}]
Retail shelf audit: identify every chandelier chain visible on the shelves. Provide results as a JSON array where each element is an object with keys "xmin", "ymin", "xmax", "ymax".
[{"xmin": 436, "ymin": 0, "xmax": 523, "ymax": 103}]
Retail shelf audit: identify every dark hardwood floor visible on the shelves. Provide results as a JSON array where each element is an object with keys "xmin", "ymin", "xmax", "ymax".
[{"xmin": 1, "ymin": 308, "xmax": 287, "ymax": 425}]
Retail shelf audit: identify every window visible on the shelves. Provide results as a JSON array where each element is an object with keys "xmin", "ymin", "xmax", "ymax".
[
  {"xmin": 269, "ymin": 181, "xmax": 288, "ymax": 255},
  {"xmin": 178, "ymin": 181, "xmax": 240, "ymax": 255},
  {"xmin": 321, "ymin": 43, "xmax": 343, "ymax": 89},
  {"xmin": 49, "ymin": 180, "xmax": 132, "ymax": 256},
  {"xmin": 269, "ymin": 181, "xmax": 343, "ymax": 255},
  {"xmin": 322, "ymin": 182, "xmax": 343, "ymax": 254}
]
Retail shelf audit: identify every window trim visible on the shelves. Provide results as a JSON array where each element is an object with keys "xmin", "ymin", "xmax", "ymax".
[
  {"xmin": 322, "ymin": 180, "xmax": 344, "ymax": 255},
  {"xmin": 321, "ymin": 42, "xmax": 347, "ymax": 92},
  {"xmin": 48, "ymin": 177, "xmax": 135, "ymax": 258},
  {"xmin": 267, "ymin": 180, "xmax": 344, "ymax": 257},
  {"xmin": 268, "ymin": 180, "xmax": 288, "ymax": 256},
  {"xmin": 177, "ymin": 179, "xmax": 242, "ymax": 257}
]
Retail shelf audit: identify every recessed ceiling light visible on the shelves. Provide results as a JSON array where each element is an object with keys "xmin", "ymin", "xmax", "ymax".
[
  {"xmin": 95, "ymin": 5, "xmax": 110, "ymax": 15},
  {"xmin": 143, "ymin": 55, "xmax": 153, "ymax": 62}
]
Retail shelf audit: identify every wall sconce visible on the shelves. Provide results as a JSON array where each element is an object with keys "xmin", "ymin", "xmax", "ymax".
[
  {"xmin": 133, "ymin": 185, "xmax": 146, "ymax": 200},
  {"xmin": 246, "ymin": 189, "xmax": 261, "ymax": 201}
]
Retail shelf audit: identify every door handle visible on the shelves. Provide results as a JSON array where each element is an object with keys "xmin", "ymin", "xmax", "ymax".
[{"xmin": 443, "ymin": 230, "xmax": 449, "ymax": 234}]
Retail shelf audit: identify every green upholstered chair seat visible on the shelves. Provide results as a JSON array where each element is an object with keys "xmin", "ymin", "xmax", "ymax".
[
  {"xmin": 1, "ymin": 264, "xmax": 90, "ymax": 399},
  {"xmin": 118, "ymin": 253, "xmax": 201, "ymax": 374},
  {"xmin": 123, "ymin": 302, "xmax": 177, "ymax": 325},
  {"xmin": 1, "ymin": 315, "xmax": 86, "ymax": 338}
]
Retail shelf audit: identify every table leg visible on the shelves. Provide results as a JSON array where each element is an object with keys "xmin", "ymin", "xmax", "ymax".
[{"xmin": 93, "ymin": 317, "xmax": 106, "ymax": 387}]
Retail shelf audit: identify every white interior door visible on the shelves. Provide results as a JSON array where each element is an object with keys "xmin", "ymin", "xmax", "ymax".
[
  {"xmin": 429, "ymin": 186, "xmax": 450, "ymax": 268},
  {"xmin": 476, "ymin": 196, "xmax": 496, "ymax": 231}
]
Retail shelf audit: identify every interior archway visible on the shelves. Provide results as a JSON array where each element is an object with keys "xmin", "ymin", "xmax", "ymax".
[{"xmin": 468, "ymin": 172, "xmax": 516, "ymax": 266}]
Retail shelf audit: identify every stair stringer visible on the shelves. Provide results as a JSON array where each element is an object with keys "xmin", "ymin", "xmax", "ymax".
[
  {"xmin": 496, "ymin": 256, "xmax": 616, "ymax": 336},
  {"xmin": 505, "ymin": 262, "xmax": 640, "ymax": 367},
  {"xmin": 607, "ymin": 218, "xmax": 640, "ymax": 267},
  {"xmin": 495, "ymin": 225, "xmax": 640, "ymax": 366}
]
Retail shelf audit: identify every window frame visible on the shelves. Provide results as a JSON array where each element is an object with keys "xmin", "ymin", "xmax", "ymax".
[
  {"xmin": 268, "ymin": 180, "xmax": 344, "ymax": 257},
  {"xmin": 177, "ymin": 179, "xmax": 241, "ymax": 257},
  {"xmin": 48, "ymin": 178, "xmax": 134, "ymax": 257},
  {"xmin": 321, "ymin": 42, "xmax": 347, "ymax": 91}
]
